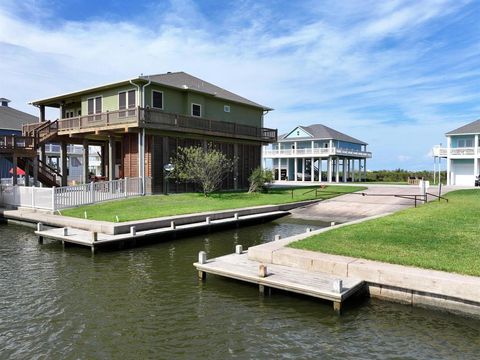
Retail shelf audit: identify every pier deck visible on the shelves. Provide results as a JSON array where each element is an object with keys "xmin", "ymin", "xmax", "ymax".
[
  {"xmin": 194, "ymin": 251, "xmax": 365, "ymax": 312},
  {"xmin": 34, "ymin": 211, "xmax": 288, "ymax": 251}
]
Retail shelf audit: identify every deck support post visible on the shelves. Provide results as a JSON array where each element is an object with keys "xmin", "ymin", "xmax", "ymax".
[
  {"xmin": 82, "ymin": 139, "xmax": 89, "ymax": 184},
  {"xmin": 235, "ymin": 244, "xmax": 243, "ymax": 254},
  {"xmin": 91, "ymin": 245, "xmax": 96, "ymax": 255},
  {"xmin": 12, "ymin": 155, "xmax": 17, "ymax": 186},
  {"xmin": 333, "ymin": 301, "xmax": 342, "ymax": 314},
  {"xmin": 108, "ymin": 135, "xmax": 115, "ymax": 181},
  {"xmin": 33, "ymin": 156, "xmax": 39, "ymax": 186},
  {"xmin": 37, "ymin": 236, "xmax": 43, "ymax": 244},
  {"xmin": 60, "ymin": 141, "xmax": 68, "ymax": 186}
]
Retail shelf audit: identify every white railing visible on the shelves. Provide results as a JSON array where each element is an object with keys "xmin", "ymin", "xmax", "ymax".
[
  {"xmin": 0, "ymin": 177, "xmax": 143, "ymax": 211},
  {"xmin": 264, "ymin": 147, "xmax": 371, "ymax": 158},
  {"xmin": 432, "ymin": 147, "xmax": 477, "ymax": 157}
]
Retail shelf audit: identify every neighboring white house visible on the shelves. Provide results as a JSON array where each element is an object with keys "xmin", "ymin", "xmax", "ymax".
[
  {"xmin": 432, "ymin": 119, "xmax": 480, "ymax": 186},
  {"xmin": 263, "ymin": 124, "xmax": 372, "ymax": 183}
]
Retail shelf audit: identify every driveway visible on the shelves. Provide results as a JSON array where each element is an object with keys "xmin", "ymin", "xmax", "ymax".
[{"xmin": 289, "ymin": 185, "xmax": 453, "ymax": 223}]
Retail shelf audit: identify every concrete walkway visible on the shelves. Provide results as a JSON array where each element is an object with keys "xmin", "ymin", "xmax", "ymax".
[{"xmin": 289, "ymin": 185, "xmax": 453, "ymax": 223}]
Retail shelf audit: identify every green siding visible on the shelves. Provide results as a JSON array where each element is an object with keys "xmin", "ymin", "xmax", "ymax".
[{"xmin": 80, "ymin": 85, "xmax": 138, "ymax": 115}]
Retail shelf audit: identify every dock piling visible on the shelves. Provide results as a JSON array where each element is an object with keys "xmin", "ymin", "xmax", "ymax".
[
  {"xmin": 91, "ymin": 232, "xmax": 98, "ymax": 242},
  {"xmin": 198, "ymin": 251, "xmax": 207, "ymax": 264},
  {"xmin": 330, "ymin": 221, "xmax": 336, "ymax": 227},
  {"xmin": 37, "ymin": 222, "xmax": 43, "ymax": 232},
  {"xmin": 234, "ymin": 213, "xmax": 239, "ymax": 220},
  {"xmin": 333, "ymin": 301, "xmax": 342, "ymax": 314},
  {"xmin": 130, "ymin": 226, "xmax": 136, "ymax": 236},
  {"xmin": 63, "ymin": 227, "xmax": 68, "ymax": 236},
  {"xmin": 235, "ymin": 244, "xmax": 243, "ymax": 254},
  {"xmin": 258, "ymin": 264, "xmax": 268, "ymax": 278},
  {"xmin": 206, "ymin": 216, "xmax": 211, "ymax": 225},
  {"xmin": 274, "ymin": 234, "xmax": 281, "ymax": 241},
  {"xmin": 306, "ymin": 228, "xmax": 312, "ymax": 233},
  {"xmin": 333, "ymin": 279, "xmax": 343, "ymax": 293},
  {"xmin": 171, "ymin": 221, "xmax": 176, "ymax": 230}
]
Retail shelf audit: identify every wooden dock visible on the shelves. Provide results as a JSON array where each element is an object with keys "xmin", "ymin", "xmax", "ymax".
[
  {"xmin": 34, "ymin": 210, "xmax": 288, "ymax": 253},
  {"xmin": 194, "ymin": 250, "xmax": 365, "ymax": 313}
]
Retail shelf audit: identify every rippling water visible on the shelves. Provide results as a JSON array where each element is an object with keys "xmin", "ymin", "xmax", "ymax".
[{"xmin": 0, "ymin": 219, "xmax": 479, "ymax": 359}]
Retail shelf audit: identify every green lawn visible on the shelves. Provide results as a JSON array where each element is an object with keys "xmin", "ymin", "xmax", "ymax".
[
  {"xmin": 290, "ymin": 189, "xmax": 480, "ymax": 277},
  {"xmin": 61, "ymin": 185, "xmax": 365, "ymax": 222}
]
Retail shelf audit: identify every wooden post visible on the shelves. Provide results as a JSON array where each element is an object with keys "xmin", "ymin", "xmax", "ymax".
[
  {"xmin": 63, "ymin": 227, "xmax": 68, "ymax": 236},
  {"xmin": 60, "ymin": 141, "xmax": 68, "ymax": 186},
  {"xmin": 235, "ymin": 244, "xmax": 243, "ymax": 254},
  {"xmin": 206, "ymin": 216, "xmax": 211, "ymax": 224},
  {"xmin": 170, "ymin": 221, "xmax": 176, "ymax": 229},
  {"xmin": 330, "ymin": 221, "xmax": 336, "ymax": 227},
  {"xmin": 130, "ymin": 226, "xmax": 136, "ymax": 236},
  {"xmin": 258, "ymin": 264, "xmax": 267, "ymax": 278},
  {"xmin": 198, "ymin": 251, "xmax": 207, "ymax": 280},
  {"xmin": 333, "ymin": 279, "xmax": 342, "ymax": 293},
  {"xmin": 37, "ymin": 222, "xmax": 43, "ymax": 244},
  {"xmin": 274, "ymin": 234, "xmax": 281, "ymax": 241},
  {"xmin": 233, "ymin": 213, "xmax": 239, "ymax": 220},
  {"xmin": 333, "ymin": 301, "xmax": 342, "ymax": 314},
  {"xmin": 12, "ymin": 155, "xmax": 17, "ymax": 186},
  {"xmin": 306, "ymin": 228, "xmax": 312, "ymax": 233},
  {"xmin": 92, "ymin": 231, "xmax": 98, "ymax": 242}
]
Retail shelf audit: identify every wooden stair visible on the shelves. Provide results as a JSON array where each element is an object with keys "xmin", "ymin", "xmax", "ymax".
[{"xmin": 16, "ymin": 157, "xmax": 62, "ymax": 187}]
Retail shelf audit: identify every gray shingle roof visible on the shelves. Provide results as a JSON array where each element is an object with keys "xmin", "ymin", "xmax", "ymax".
[
  {"xmin": 279, "ymin": 124, "xmax": 367, "ymax": 145},
  {"xmin": 0, "ymin": 105, "xmax": 37, "ymax": 130},
  {"xmin": 446, "ymin": 119, "xmax": 480, "ymax": 135},
  {"xmin": 142, "ymin": 72, "xmax": 272, "ymax": 110}
]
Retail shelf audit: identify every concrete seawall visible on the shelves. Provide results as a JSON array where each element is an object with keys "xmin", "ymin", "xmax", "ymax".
[
  {"xmin": 0, "ymin": 199, "xmax": 320, "ymax": 235},
  {"xmin": 248, "ymin": 219, "xmax": 480, "ymax": 318}
]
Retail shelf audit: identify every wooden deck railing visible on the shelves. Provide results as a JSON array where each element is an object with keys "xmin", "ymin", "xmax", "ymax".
[
  {"xmin": 22, "ymin": 107, "xmax": 277, "ymax": 142},
  {"xmin": 0, "ymin": 135, "xmax": 36, "ymax": 151}
]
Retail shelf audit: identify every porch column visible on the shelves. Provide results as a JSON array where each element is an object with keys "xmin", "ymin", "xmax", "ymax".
[
  {"xmin": 82, "ymin": 139, "xmax": 89, "ymax": 184},
  {"xmin": 352, "ymin": 159, "xmax": 356, "ymax": 182},
  {"xmin": 319, "ymin": 158, "xmax": 322, "ymax": 182},
  {"xmin": 335, "ymin": 157, "xmax": 340, "ymax": 183},
  {"xmin": 12, "ymin": 155, "xmax": 17, "ymax": 186},
  {"xmin": 39, "ymin": 105, "xmax": 45, "ymax": 123},
  {"xmin": 343, "ymin": 158, "xmax": 347, "ymax": 183},
  {"xmin": 294, "ymin": 157, "xmax": 298, "ymax": 181},
  {"xmin": 363, "ymin": 158, "xmax": 367, "ymax": 181},
  {"xmin": 60, "ymin": 141, "xmax": 68, "ymax": 186},
  {"xmin": 311, "ymin": 157, "xmax": 314, "ymax": 182},
  {"xmin": 475, "ymin": 135, "xmax": 479, "ymax": 177},
  {"xmin": 108, "ymin": 136, "xmax": 115, "ymax": 181},
  {"xmin": 24, "ymin": 159, "xmax": 30, "ymax": 186},
  {"xmin": 277, "ymin": 158, "xmax": 281, "ymax": 181},
  {"xmin": 302, "ymin": 158, "xmax": 305, "ymax": 181},
  {"xmin": 446, "ymin": 158, "xmax": 451, "ymax": 185},
  {"xmin": 100, "ymin": 144, "xmax": 106, "ymax": 177},
  {"xmin": 233, "ymin": 143, "xmax": 239, "ymax": 189},
  {"xmin": 347, "ymin": 159, "xmax": 351, "ymax": 182},
  {"xmin": 327, "ymin": 157, "xmax": 333, "ymax": 182}
]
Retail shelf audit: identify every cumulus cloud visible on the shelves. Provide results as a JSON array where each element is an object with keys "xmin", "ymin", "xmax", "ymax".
[{"xmin": 0, "ymin": 0, "xmax": 479, "ymax": 170}]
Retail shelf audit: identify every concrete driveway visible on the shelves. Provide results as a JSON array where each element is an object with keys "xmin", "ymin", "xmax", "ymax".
[{"xmin": 290, "ymin": 185, "xmax": 454, "ymax": 223}]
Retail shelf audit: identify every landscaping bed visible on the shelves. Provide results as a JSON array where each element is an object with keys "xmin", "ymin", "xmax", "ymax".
[
  {"xmin": 61, "ymin": 185, "xmax": 365, "ymax": 222},
  {"xmin": 290, "ymin": 189, "xmax": 480, "ymax": 277}
]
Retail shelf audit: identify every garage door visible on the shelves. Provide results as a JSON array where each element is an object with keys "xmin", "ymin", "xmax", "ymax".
[{"xmin": 453, "ymin": 161, "xmax": 474, "ymax": 186}]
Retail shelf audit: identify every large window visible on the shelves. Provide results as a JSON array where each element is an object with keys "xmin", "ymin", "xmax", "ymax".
[
  {"xmin": 87, "ymin": 96, "xmax": 102, "ymax": 121},
  {"xmin": 152, "ymin": 90, "xmax": 163, "ymax": 109},
  {"xmin": 457, "ymin": 138, "xmax": 474, "ymax": 148},
  {"xmin": 191, "ymin": 103, "xmax": 201, "ymax": 117},
  {"xmin": 119, "ymin": 90, "xmax": 136, "ymax": 117}
]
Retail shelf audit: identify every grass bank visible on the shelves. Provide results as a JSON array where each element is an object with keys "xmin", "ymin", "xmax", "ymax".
[
  {"xmin": 61, "ymin": 185, "xmax": 365, "ymax": 222},
  {"xmin": 290, "ymin": 189, "xmax": 480, "ymax": 277}
]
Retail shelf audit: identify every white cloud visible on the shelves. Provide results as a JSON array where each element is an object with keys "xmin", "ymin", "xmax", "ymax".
[{"xmin": 0, "ymin": 0, "xmax": 478, "ymax": 170}]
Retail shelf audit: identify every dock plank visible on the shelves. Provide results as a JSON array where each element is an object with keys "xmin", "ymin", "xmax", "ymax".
[{"xmin": 194, "ymin": 252, "xmax": 365, "ymax": 303}]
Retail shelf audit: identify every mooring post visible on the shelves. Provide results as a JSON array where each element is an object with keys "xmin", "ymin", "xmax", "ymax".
[
  {"xmin": 274, "ymin": 234, "xmax": 281, "ymax": 241},
  {"xmin": 306, "ymin": 228, "xmax": 312, "ymax": 233},
  {"xmin": 170, "ymin": 221, "xmax": 176, "ymax": 230},
  {"xmin": 330, "ymin": 221, "xmax": 336, "ymax": 227},
  {"xmin": 198, "ymin": 251, "xmax": 207, "ymax": 281},
  {"xmin": 234, "ymin": 213, "xmax": 239, "ymax": 220},
  {"xmin": 130, "ymin": 226, "xmax": 136, "ymax": 236},
  {"xmin": 258, "ymin": 264, "xmax": 269, "ymax": 295},
  {"xmin": 333, "ymin": 279, "xmax": 343, "ymax": 293},
  {"xmin": 91, "ymin": 245, "xmax": 96, "ymax": 255},
  {"xmin": 37, "ymin": 223, "xmax": 44, "ymax": 244},
  {"xmin": 235, "ymin": 244, "xmax": 243, "ymax": 254},
  {"xmin": 63, "ymin": 227, "xmax": 68, "ymax": 236},
  {"xmin": 92, "ymin": 231, "xmax": 98, "ymax": 242},
  {"xmin": 333, "ymin": 301, "xmax": 342, "ymax": 314},
  {"xmin": 206, "ymin": 216, "xmax": 211, "ymax": 225}
]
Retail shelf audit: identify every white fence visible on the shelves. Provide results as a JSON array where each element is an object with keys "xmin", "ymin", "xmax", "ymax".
[{"xmin": 0, "ymin": 177, "xmax": 143, "ymax": 211}]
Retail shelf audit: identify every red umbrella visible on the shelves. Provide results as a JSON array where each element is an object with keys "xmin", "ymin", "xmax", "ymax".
[{"xmin": 9, "ymin": 167, "xmax": 26, "ymax": 175}]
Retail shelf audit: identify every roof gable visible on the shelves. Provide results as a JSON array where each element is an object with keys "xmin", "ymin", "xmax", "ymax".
[
  {"xmin": 284, "ymin": 126, "xmax": 313, "ymax": 139},
  {"xmin": 0, "ymin": 106, "xmax": 37, "ymax": 130},
  {"xmin": 279, "ymin": 123, "xmax": 367, "ymax": 145}
]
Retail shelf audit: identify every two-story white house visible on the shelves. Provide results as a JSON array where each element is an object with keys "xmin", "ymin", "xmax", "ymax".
[
  {"xmin": 432, "ymin": 119, "xmax": 480, "ymax": 186},
  {"xmin": 263, "ymin": 124, "xmax": 372, "ymax": 183}
]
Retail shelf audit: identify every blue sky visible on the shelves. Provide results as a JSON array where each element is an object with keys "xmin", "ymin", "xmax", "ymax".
[{"xmin": 1, "ymin": 0, "xmax": 479, "ymax": 170}]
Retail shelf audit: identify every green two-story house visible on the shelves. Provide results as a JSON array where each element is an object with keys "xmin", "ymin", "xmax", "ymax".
[{"xmin": 25, "ymin": 72, "xmax": 276, "ymax": 193}]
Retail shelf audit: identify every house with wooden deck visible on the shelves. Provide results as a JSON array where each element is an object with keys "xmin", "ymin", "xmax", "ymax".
[
  {"xmin": 263, "ymin": 124, "xmax": 371, "ymax": 183},
  {"xmin": 3, "ymin": 72, "xmax": 276, "ymax": 193},
  {"xmin": 432, "ymin": 119, "xmax": 480, "ymax": 186}
]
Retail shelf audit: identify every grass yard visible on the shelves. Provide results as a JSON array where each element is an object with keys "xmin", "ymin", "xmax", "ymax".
[
  {"xmin": 61, "ymin": 185, "xmax": 365, "ymax": 222},
  {"xmin": 290, "ymin": 189, "xmax": 480, "ymax": 277}
]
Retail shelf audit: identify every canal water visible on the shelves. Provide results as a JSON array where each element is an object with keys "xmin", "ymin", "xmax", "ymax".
[{"xmin": 0, "ymin": 218, "xmax": 479, "ymax": 359}]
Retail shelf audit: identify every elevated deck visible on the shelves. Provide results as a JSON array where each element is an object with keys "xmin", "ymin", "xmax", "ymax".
[{"xmin": 194, "ymin": 251, "xmax": 365, "ymax": 312}]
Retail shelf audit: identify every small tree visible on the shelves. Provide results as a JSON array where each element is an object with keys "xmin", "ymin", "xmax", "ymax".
[
  {"xmin": 171, "ymin": 145, "xmax": 235, "ymax": 196},
  {"xmin": 248, "ymin": 167, "xmax": 273, "ymax": 193}
]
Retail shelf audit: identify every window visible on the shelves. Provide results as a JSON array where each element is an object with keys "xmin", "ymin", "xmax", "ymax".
[
  {"xmin": 191, "ymin": 103, "xmax": 201, "ymax": 117},
  {"xmin": 224, "ymin": 105, "xmax": 230, "ymax": 113},
  {"xmin": 152, "ymin": 90, "xmax": 163, "ymax": 109},
  {"xmin": 87, "ymin": 96, "xmax": 102, "ymax": 121},
  {"xmin": 119, "ymin": 90, "xmax": 136, "ymax": 117}
]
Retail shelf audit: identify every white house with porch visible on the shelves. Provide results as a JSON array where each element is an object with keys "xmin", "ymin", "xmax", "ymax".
[
  {"xmin": 432, "ymin": 119, "xmax": 480, "ymax": 186},
  {"xmin": 263, "ymin": 124, "xmax": 372, "ymax": 183}
]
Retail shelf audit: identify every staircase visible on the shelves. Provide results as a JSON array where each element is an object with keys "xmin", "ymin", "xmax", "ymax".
[{"xmin": 1, "ymin": 120, "xmax": 61, "ymax": 187}]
